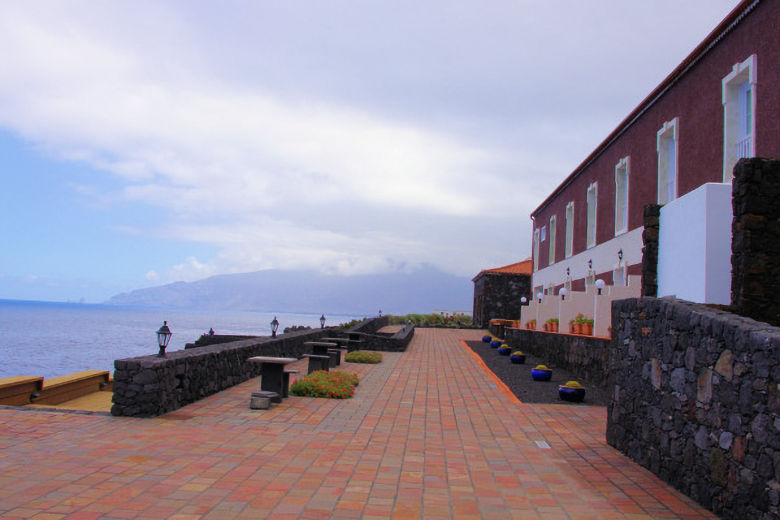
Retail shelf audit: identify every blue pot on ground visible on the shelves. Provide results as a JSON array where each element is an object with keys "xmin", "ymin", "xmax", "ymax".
[
  {"xmin": 497, "ymin": 345, "xmax": 511, "ymax": 356},
  {"xmin": 490, "ymin": 339, "xmax": 501, "ymax": 348},
  {"xmin": 482, "ymin": 335, "xmax": 492, "ymax": 343},
  {"xmin": 510, "ymin": 352, "xmax": 526, "ymax": 364},
  {"xmin": 559, "ymin": 381, "xmax": 586, "ymax": 402},
  {"xmin": 531, "ymin": 365, "xmax": 552, "ymax": 381}
]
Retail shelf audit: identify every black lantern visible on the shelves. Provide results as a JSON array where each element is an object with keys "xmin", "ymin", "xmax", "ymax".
[
  {"xmin": 618, "ymin": 249, "xmax": 624, "ymax": 261},
  {"xmin": 156, "ymin": 321, "xmax": 172, "ymax": 357},
  {"xmin": 270, "ymin": 316, "xmax": 279, "ymax": 338},
  {"xmin": 588, "ymin": 259, "xmax": 593, "ymax": 270},
  {"xmin": 320, "ymin": 314, "xmax": 326, "ymax": 328}
]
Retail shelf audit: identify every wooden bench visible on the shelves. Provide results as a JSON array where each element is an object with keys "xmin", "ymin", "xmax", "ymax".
[
  {"xmin": 32, "ymin": 371, "xmax": 110, "ymax": 406},
  {"xmin": 247, "ymin": 357, "xmax": 297, "ymax": 402},
  {"xmin": 0, "ymin": 376, "xmax": 43, "ymax": 406}
]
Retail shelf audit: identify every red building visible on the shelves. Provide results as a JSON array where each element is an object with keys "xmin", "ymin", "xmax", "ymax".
[{"xmin": 529, "ymin": 0, "xmax": 779, "ymax": 304}]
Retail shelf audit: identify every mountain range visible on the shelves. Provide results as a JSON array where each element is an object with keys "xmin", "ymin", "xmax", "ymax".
[{"xmin": 106, "ymin": 266, "xmax": 473, "ymax": 315}]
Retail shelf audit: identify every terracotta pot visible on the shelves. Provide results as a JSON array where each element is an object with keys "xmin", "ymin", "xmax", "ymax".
[
  {"xmin": 551, "ymin": 322, "xmax": 559, "ymax": 332},
  {"xmin": 584, "ymin": 323, "xmax": 593, "ymax": 335}
]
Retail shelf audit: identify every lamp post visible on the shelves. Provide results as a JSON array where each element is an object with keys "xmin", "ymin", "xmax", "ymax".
[
  {"xmin": 595, "ymin": 279, "xmax": 606, "ymax": 295},
  {"xmin": 520, "ymin": 296, "xmax": 528, "ymax": 305},
  {"xmin": 320, "ymin": 314, "xmax": 326, "ymax": 328},
  {"xmin": 270, "ymin": 316, "xmax": 279, "ymax": 338},
  {"xmin": 536, "ymin": 291, "xmax": 543, "ymax": 303},
  {"xmin": 156, "ymin": 321, "xmax": 172, "ymax": 357},
  {"xmin": 618, "ymin": 249, "xmax": 624, "ymax": 261},
  {"xmin": 559, "ymin": 287, "xmax": 568, "ymax": 301}
]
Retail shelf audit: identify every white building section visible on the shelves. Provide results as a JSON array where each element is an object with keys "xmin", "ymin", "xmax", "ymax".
[{"xmin": 657, "ymin": 183, "xmax": 733, "ymax": 304}]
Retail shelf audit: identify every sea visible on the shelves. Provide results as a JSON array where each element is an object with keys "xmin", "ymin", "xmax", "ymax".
[{"xmin": 0, "ymin": 299, "xmax": 362, "ymax": 379}]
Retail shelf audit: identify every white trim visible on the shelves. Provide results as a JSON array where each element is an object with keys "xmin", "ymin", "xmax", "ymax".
[
  {"xmin": 586, "ymin": 182, "xmax": 598, "ymax": 249},
  {"xmin": 614, "ymin": 156, "xmax": 630, "ymax": 235},
  {"xmin": 548, "ymin": 215, "xmax": 557, "ymax": 265},
  {"xmin": 656, "ymin": 117, "xmax": 679, "ymax": 204},
  {"xmin": 533, "ymin": 228, "xmax": 540, "ymax": 272},
  {"xmin": 565, "ymin": 201, "xmax": 574, "ymax": 258},
  {"xmin": 722, "ymin": 54, "xmax": 757, "ymax": 182}
]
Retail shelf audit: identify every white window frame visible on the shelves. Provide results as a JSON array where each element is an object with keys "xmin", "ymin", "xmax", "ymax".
[
  {"xmin": 586, "ymin": 182, "xmax": 598, "ymax": 249},
  {"xmin": 564, "ymin": 201, "xmax": 574, "ymax": 258},
  {"xmin": 533, "ymin": 228, "xmax": 540, "ymax": 272},
  {"xmin": 548, "ymin": 215, "xmax": 556, "ymax": 265},
  {"xmin": 540, "ymin": 225, "xmax": 547, "ymax": 242},
  {"xmin": 656, "ymin": 118, "xmax": 679, "ymax": 205},
  {"xmin": 722, "ymin": 54, "xmax": 757, "ymax": 182},
  {"xmin": 614, "ymin": 156, "xmax": 630, "ymax": 235}
]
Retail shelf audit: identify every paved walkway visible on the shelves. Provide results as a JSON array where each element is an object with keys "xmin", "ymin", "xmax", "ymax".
[{"xmin": 0, "ymin": 329, "xmax": 716, "ymax": 519}]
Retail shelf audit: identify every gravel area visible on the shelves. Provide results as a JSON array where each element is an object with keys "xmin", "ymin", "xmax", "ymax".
[{"xmin": 465, "ymin": 340, "xmax": 610, "ymax": 406}]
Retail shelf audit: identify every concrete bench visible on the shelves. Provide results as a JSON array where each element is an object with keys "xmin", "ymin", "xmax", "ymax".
[
  {"xmin": 302, "ymin": 354, "xmax": 330, "ymax": 374},
  {"xmin": 33, "ymin": 371, "xmax": 110, "ymax": 406},
  {"xmin": 0, "ymin": 376, "xmax": 43, "ymax": 406},
  {"xmin": 247, "ymin": 357, "xmax": 297, "ymax": 400},
  {"xmin": 250, "ymin": 390, "xmax": 280, "ymax": 409}
]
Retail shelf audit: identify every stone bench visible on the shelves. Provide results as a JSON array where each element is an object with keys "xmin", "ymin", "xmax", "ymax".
[
  {"xmin": 247, "ymin": 357, "xmax": 297, "ymax": 402},
  {"xmin": 302, "ymin": 354, "xmax": 330, "ymax": 374}
]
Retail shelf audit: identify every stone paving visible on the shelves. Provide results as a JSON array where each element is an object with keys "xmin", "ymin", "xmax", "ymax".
[{"xmin": 0, "ymin": 328, "xmax": 717, "ymax": 519}]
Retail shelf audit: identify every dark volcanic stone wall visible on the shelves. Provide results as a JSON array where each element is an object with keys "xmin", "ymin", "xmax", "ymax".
[
  {"xmin": 731, "ymin": 158, "xmax": 780, "ymax": 326},
  {"xmin": 641, "ymin": 204, "xmax": 661, "ymax": 298},
  {"xmin": 112, "ymin": 328, "xmax": 329, "ymax": 417},
  {"xmin": 473, "ymin": 273, "xmax": 531, "ymax": 328},
  {"xmin": 607, "ymin": 297, "xmax": 780, "ymax": 520},
  {"xmin": 503, "ymin": 328, "xmax": 611, "ymax": 387}
]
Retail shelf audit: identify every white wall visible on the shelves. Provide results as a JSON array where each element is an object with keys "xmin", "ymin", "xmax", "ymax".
[{"xmin": 657, "ymin": 183, "xmax": 732, "ymax": 304}]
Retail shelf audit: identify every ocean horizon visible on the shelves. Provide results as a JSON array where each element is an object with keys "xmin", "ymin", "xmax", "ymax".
[{"xmin": 0, "ymin": 299, "xmax": 362, "ymax": 379}]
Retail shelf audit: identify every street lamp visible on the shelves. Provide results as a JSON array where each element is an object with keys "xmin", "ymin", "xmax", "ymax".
[
  {"xmin": 156, "ymin": 321, "xmax": 172, "ymax": 357},
  {"xmin": 595, "ymin": 279, "xmax": 606, "ymax": 295},
  {"xmin": 536, "ymin": 291, "xmax": 543, "ymax": 303},
  {"xmin": 559, "ymin": 287, "xmax": 568, "ymax": 301},
  {"xmin": 270, "ymin": 316, "xmax": 279, "ymax": 337},
  {"xmin": 618, "ymin": 249, "xmax": 624, "ymax": 261},
  {"xmin": 320, "ymin": 314, "xmax": 326, "ymax": 328},
  {"xmin": 520, "ymin": 296, "xmax": 528, "ymax": 305},
  {"xmin": 588, "ymin": 259, "xmax": 593, "ymax": 270}
]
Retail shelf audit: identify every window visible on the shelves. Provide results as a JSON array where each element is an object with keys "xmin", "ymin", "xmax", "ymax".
[
  {"xmin": 533, "ymin": 228, "xmax": 540, "ymax": 272},
  {"xmin": 548, "ymin": 215, "xmax": 556, "ymax": 265},
  {"xmin": 722, "ymin": 54, "xmax": 757, "ymax": 181},
  {"xmin": 657, "ymin": 118, "xmax": 678, "ymax": 204},
  {"xmin": 586, "ymin": 182, "xmax": 597, "ymax": 248},
  {"xmin": 565, "ymin": 202, "xmax": 574, "ymax": 258},
  {"xmin": 540, "ymin": 225, "xmax": 547, "ymax": 242},
  {"xmin": 614, "ymin": 157, "xmax": 629, "ymax": 235}
]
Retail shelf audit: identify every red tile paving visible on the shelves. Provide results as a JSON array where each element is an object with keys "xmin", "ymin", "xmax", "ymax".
[{"xmin": 0, "ymin": 329, "xmax": 716, "ymax": 519}]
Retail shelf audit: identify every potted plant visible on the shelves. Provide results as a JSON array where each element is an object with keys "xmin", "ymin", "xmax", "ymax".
[
  {"xmin": 510, "ymin": 351, "xmax": 526, "ymax": 364},
  {"xmin": 583, "ymin": 318, "xmax": 594, "ymax": 336},
  {"xmin": 527, "ymin": 319, "xmax": 536, "ymax": 330},
  {"xmin": 497, "ymin": 344, "xmax": 511, "ymax": 356},
  {"xmin": 545, "ymin": 318, "xmax": 559, "ymax": 332}
]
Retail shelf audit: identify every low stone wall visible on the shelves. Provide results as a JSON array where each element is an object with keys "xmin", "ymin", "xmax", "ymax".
[
  {"xmin": 349, "ymin": 316, "xmax": 389, "ymax": 335},
  {"xmin": 607, "ymin": 297, "xmax": 780, "ymax": 520},
  {"xmin": 111, "ymin": 328, "xmax": 330, "ymax": 417},
  {"xmin": 184, "ymin": 334, "xmax": 258, "ymax": 349},
  {"xmin": 361, "ymin": 325, "xmax": 415, "ymax": 352},
  {"xmin": 503, "ymin": 328, "xmax": 611, "ymax": 387}
]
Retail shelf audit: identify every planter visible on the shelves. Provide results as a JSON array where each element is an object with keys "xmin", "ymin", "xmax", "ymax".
[
  {"xmin": 583, "ymin": 323, "xmax": 593, "ymax": 335},
  {"xmin": 527, "ymin": 322, "xmax": 536, "ymax": 330},
  {"xmin": 481, "ymin": 335, "xmax": 492, "ymax": 343},
  {"xmin": 497, "ymin": 345, "xmax": 511, "ymax": 356},
  {"xmin": 490, "ymin": 339, "xmax": 501, "ymax": 348},
  {"xmin": 510, "ymin": 352, "xmax": 526, "ymax": 364},
  {"xmin": 531, "ymin": 365, "xmax": 552, "ymax": 381},
  {"xmin": 558, "ymin": 381, "xmax": 586, "ymax": 402},
  {"xmin": 550, "ymin": 322, "xmax": 559, "ymax": 333}
]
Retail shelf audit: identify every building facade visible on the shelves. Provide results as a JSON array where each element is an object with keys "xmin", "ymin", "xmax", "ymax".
[{"xmin": 529, "ymin": 0, "xmax": 779, "ymax": 300}]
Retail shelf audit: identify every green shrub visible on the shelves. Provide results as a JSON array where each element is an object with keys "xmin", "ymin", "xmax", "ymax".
[
  {"xmin": 345, "ymin": 350, "xmax": 383, "ymax": 364},
  {"xmin": 387, "ymin": 313, "xmax": 472, "ymax": 327},
  {"xmin": 289, "ymin": 370, "xmax": 359, "ymax": 399}
]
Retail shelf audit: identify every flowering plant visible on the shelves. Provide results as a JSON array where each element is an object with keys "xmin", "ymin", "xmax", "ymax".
[
  {"xmin": 345, "ymin": 351, "xmax": 383, "ymax": 364},
  {"xmin": 289, "ymin": 370, "xmax": 359, "ymax": 399}
]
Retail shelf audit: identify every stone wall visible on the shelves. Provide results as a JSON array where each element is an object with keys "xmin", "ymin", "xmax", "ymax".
[
  {"xmin": 184, "ymin": 334, "xmax": 258, "ymax": 349},
  {"xmin": 641, "ymin": 204, "xmax": 661, "ymax": 297},
  {"xmin": 111, "ymin": 328, "xmax": 330, "ymax": 417},
  {"xmin": 349, "ymin": 316, "xmax": 389, "ymax": 335},
  {"xmin": 731, "ymin": 158, "xmax": 780, "ymax": 327},
  {"xmin": 503, "ymin": 328, "xmax": 611, "ymax": 387},
  {"xmin": 607, "ymin": 297, "xmax": 780, "ymax": 520},
  {"xmin": 473, "ymin": 273, "xmax": 531, "ymax": 328}
]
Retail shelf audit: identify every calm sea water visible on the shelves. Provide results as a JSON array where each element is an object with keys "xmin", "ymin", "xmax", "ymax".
[{"xmin": 0, "ymin": 300, "xmax": 360, "ymax": 378}]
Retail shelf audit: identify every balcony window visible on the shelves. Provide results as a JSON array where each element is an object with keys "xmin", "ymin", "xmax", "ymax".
[
  {"xmin": 548, "ymin": 215, "xmax": 556, "ymax": 265},
  {"xmin": 657, "ymin": 118, "xmax": 678, "ymax": 205},
  {"xmin": 565, "ymin": 201, "xmax": 574, "ymax": 258},
  {"xmin": 722, "ymin": 54, "xmax": 757, "ymax": 181},
  {"xmin": 586, "ymin": 182, "xmax": 597, "ymax": 248},
  {"xmin": 615, "ymin": 157, "xmax": 629, "ymax": 235}
]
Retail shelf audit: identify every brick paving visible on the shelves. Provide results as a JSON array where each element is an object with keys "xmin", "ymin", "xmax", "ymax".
[{"xmin": 0, "ymin": 328, "xmax": 716, "ymax": 519}]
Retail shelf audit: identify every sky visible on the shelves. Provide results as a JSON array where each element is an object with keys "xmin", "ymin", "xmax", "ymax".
[{"xmin": 0, "ymin": 0, "xmax": 741, "ymax": 303}]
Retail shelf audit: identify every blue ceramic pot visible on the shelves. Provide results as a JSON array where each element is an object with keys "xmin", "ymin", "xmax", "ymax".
[
  {"xmin": 490, "ymin": 340, "xmax": 501, "ymax": 348},
  {"xmin": 559, "ymin": 386, "xmax": 586, "ymax": 402},
  {"xmin": 510, "ymin": 353, "xmax": 526, "ymax": 364},
  {"xmin": 531, "ymin": 367, "xmax": 552, "ymax": 381},
  {"xmin": 482, "ymin": 335, "xmax": 492, "ymax": 343},
  {"xmin": 497, "ymin": 346, "xmax": 511, "ymax": 356}
]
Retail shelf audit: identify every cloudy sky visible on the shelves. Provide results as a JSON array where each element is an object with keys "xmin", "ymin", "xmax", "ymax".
[{"xmin": 0, "ymin": 0, "xmax": 739, "ymax": 302}]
